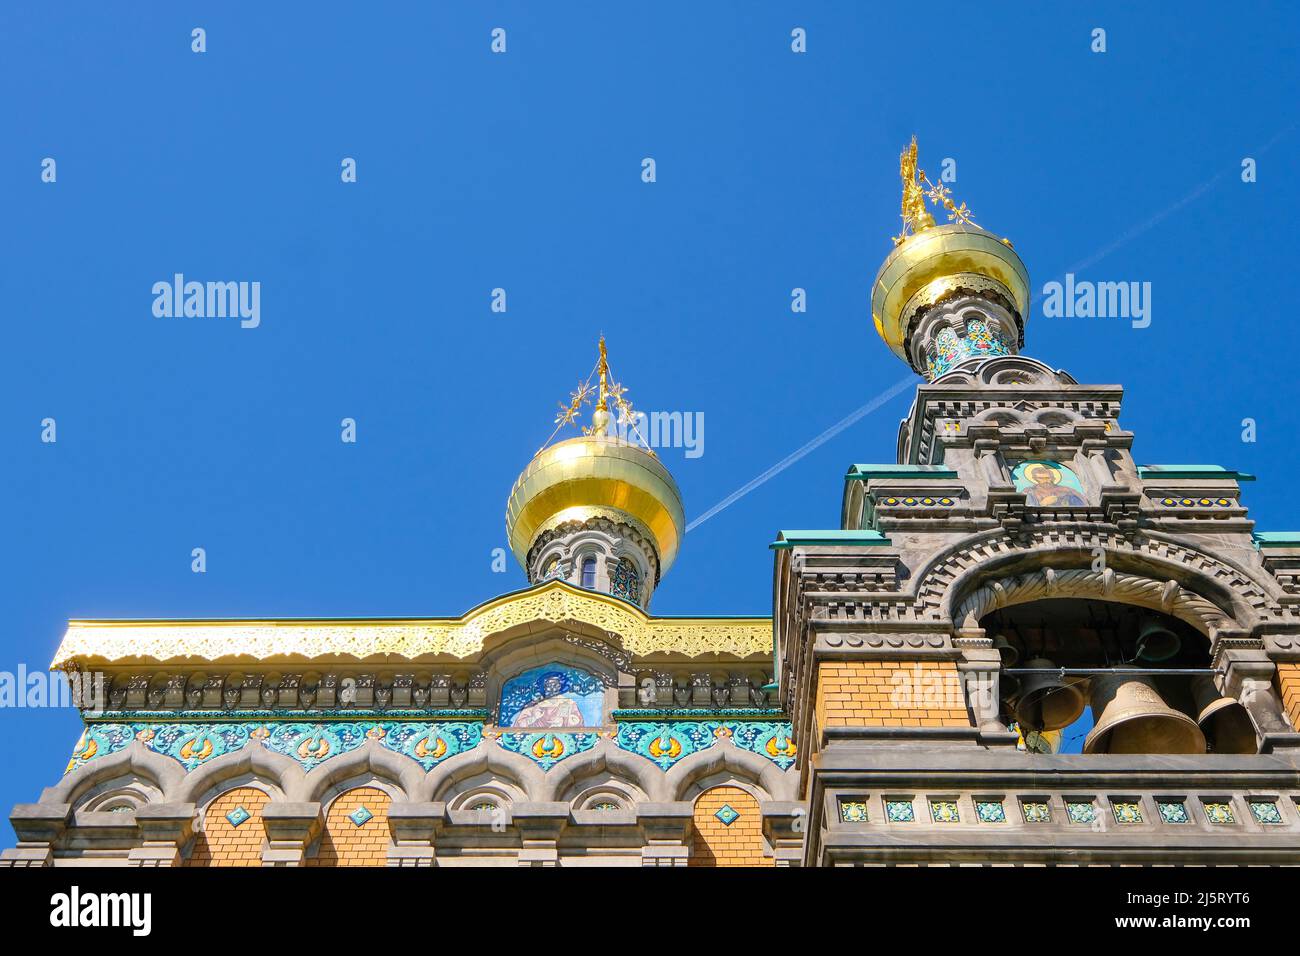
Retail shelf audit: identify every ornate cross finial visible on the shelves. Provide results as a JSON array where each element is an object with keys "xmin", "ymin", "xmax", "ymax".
[
  {"xmin": 892, "ymin": 135, "xmax": 981, "ymax": 246},
  {"xmin": 540, "ymin": 336, "xmax": 651, "ymax": 453}
]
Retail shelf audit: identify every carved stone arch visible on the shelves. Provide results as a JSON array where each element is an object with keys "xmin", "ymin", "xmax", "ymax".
[
  {"xmin": 970, "ymin": 406, "xmax": 1029, "ymax": 427},
  {"xmin": 43, "ymin": 740, "xmax": 184, "ymax": 809},
  {"xmin": 1033, "ymin": 407, "xmax": 1081, "ymax": 427},
  {"xmin": 314, "ymin": 773, "xmax": 404, "ymax": 812},
  {"xmin": 293, "ymin": 739, "xmax": 423, "ymax": 803},
  {"xmin": 842, "ymin": 479, "xmax": 868, "ymax": 531},
  {"xmin": 80, "ymin": 782, "xmax": 160, "ymax": 814},
  {"xmin": 973, "ymin": 355, "xmax": 1075, "ymax": 386},
  {"xmin": 952, "ymin": 566, "xmax": 1234, "ymax": 639},
  {"xmin": 421, "ymin": 739, "xmax": 546, "ymax": 803},
  {"xmin": 913, "ymin": 530, "xmax": 1271, "ymax": 637},
  {"xmin": 172, "ymin": 741, "xmax": 302, "ymax": 805},
  {"xmin": 188, "ymin": 771, "xmax": 281, "ymax": 823},
  {"xmin": 664, "ymin": 738, "xmax": 793, "ymax": 802},
  {"xmin": 538, "ymin": 737, "xmax": 667, "ymax": 802}
]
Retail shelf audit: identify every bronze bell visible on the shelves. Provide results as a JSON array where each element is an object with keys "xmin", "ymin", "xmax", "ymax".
[
  {"xmin": 1135, "ymin": 618, "xmax": 1181, "ymax": 663},
  {"xmin": 1013, "ymin": 658, "xmax": 1086, "ymax": 732},
  {"xmin": 990, "ymin": 633, "xmax": 1020, "ymax": 666},
  {"xmin": 1190, "ymin": 674, "xmax": 1257, "ymax": 754},
  {"xmin": 1083, "ymin": 668, "xmax": 1206, "ymax": 754}
]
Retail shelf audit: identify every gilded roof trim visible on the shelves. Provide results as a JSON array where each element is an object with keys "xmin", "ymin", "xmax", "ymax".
[{"xmin": 50, "ymin": 580, "xmax": 772, "ymax": 667}]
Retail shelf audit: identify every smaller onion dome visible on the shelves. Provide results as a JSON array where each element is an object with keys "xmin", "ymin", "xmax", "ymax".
[{"xmin": 504, "ymin": 338, "xmax": 686, "ymax": 586}]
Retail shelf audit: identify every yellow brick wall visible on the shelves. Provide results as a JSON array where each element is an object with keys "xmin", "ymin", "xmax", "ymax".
[
  {"xmin": 184, "ymin": 787, "xmax": 269, "ymax": 867},
  {"xmin": 1277, "ymin": 663, "xmax": 1300, "ymax": 731},
  {"xmin": 814, "ymin": 659, "xmax": 972, "ymax": 729},
  {"xmin": 307, "ymin": 786, "xmax": 391, "ymax": 867},
  {"xmin": 688, "ymin": 786, "xmax": 770, "ymax": 868}
]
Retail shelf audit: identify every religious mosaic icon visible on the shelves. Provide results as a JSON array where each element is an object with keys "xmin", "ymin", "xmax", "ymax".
[
  {"xmin": 1011, "ymin": 459, "xmax": 1087, "ymax": 507},
  {"xmin": 499, "ymin": 664, "xmax": 604, "ymax": 729}
]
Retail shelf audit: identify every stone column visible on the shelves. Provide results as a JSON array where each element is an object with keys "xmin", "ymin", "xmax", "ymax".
[
  {"xmin": 512, "ymin": 802, "xmax": 569, "ymax": 867},
  {"xmin": 761, "ymin": 802, "xmax": 806, "ymax": 867},
  {"xmin": 386, "ymin": 802, "xmax": 445, "ymax": 867},
  {"xmin": 129, "ymin": 803, "xmax": 195, "ymax": 867},
  {"xmin": 0, "ymin": 803, "xmax": 70, "ymax": 867},
  {"xmin": 260, "ymin": 801, "xmax": 321, "ymax": 867},
  {"xmin": 1223, "ymin": 650, "xmax": 1300, "ymax": 751},
  {"xmin": 637, "ymin": 802, "xmax": 693, "ymax": 866}
]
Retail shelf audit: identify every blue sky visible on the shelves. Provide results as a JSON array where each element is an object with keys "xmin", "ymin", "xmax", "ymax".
[{"xmin": 1, "ymin": 2, "xmax": 1296, "ymax": 815}]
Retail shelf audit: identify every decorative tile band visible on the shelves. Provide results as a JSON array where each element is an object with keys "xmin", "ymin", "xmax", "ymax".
[
  {"xmin": 615, "ymin": 721, "xmax": 796, "ymax": 771},
  {"xmin": 1156, "ymin": 496, "xmax": 1234, "ymax": 509},
  {"xmin": 65, "ymin": 721, "xmax": 484, "ymax": 774},
  {"xmin": 65, "ymin": 719, "xmax": 797, "ymax": 775},
  {"xmin": 496, "ymin": 731, "xmax": 599, "ymax": 770}
]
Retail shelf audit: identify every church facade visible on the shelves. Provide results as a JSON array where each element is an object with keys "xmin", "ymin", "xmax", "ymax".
[{"xmin": 6, "ymin": 141, "xmax": 1300, "ymax": 867}]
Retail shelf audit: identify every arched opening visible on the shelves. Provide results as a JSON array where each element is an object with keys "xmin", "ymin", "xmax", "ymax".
[
  {"xmin": 306, "ymin": 785, "xmax": 392, "ymax": 867},
  {"xmin": 982, "ymin": 598, "xmax": 1256, "ymax": 755},
  {"xmin": 688, "ymin": 785, "xmax": 769, "ymax": 867},
  {"xmin": 580, "ymin": 556, "xmax": 598, "ymax": 589},
  {"xmin": 184, "ymin": 786, "xmax": 270, "ymax": 867}
]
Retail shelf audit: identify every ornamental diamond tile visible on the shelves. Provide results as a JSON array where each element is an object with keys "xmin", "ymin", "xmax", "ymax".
[
  {"xmin": 714, "ymin": 804, "xmax": 739, "ymax": 826},
  {"xmin": 225, "ymin": 806, "xmax": 250, "ymax": 828},
  {"xmin": 348, "ymin": 805, "xmax": 374, "ymax": 827}
]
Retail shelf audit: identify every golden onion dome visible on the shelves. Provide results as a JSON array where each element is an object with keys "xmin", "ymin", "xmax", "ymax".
[
  {"xmin": 505, "ymin": 336, "xmax": 685, "ymax": 579},
  {"xmin": 505, "ymin": 435, "xmax": 685, "ymax": 577},
  {"xmin": 872, "ymin": 222, "xmax": 1030, "ymax": 366}
]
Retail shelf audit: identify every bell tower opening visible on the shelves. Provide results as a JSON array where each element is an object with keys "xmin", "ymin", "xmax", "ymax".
[{"xmin": 979, "ymin": 599, "xmax": 1257, "ymax": 756}]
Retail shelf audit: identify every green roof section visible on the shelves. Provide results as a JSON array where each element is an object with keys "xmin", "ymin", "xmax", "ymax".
[
  {"xmin": 1138, "ymin": 465, "xmax": 1255, "ymax": 482},
  {"xmin": 845, "ymin": 464, "xmax": 958, "ymax": 481},
  {"xmin": 1255, "ymin": 532, "xmax": 1300, "ymax": 548},
  {"xmin": 771, "ymin": 530, "xmax": 893, "ymax": 550}
]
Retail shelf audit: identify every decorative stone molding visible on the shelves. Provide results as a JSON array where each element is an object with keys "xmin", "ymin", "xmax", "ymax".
[{"xmin": 952, "ymin": 567, "xmax": 1231, "ymax": 637}]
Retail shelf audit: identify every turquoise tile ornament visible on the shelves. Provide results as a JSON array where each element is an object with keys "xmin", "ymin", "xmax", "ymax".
[
  {"xmin": 1249, "ymin": 800, "xmax": 1282, "ymax": 825},
  {"xmin": 1065, "ymin": 801, "xmax": 1097, "ymax": 825},
  {"xmin": 885, "ymin": 800, "xmax": 915, "ymax": 823},
  {"xmin": 225, "ymin": 806, "xmax": 250, "ymax": 828},
  {"xmin": 1156, "ymin": 801, "xmax": 1189, "ymax": 824},
  {"xmin": 348, "ymin": 806, "xmax": 373, "ymax": 827},
  {"xmin": 714, "ymin": 804, "xmax": 740, "ymax": 826}
]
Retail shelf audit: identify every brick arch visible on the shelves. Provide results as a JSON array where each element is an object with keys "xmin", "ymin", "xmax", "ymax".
[
  {"xmin": 184, "ymin": 786, "xmax": 269, "ymax": 867},
  {"xmin": 307, "ymin": 786, "xmax": 391, "ymax": 867},
  {"xmin": 688, "ymin": 785, "xmax": 769, "ymax": 868}
]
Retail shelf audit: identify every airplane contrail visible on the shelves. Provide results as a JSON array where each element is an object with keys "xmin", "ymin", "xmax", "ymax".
[
  {"xmin": 686, "ymin": 125, "xmax": 1296, "ymax": 534},
  {"xmin": 685, "ymin": 374, "xmax": 915, "ymax": 532}
]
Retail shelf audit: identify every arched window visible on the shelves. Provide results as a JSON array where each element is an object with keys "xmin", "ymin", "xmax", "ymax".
[
  {"xmin": 581, "ymin": 556, "xmax": 597, "ymax": 589},
  {"xmin": 611, "ymin": 557, "xmax": 640, "ymax": 603}
]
